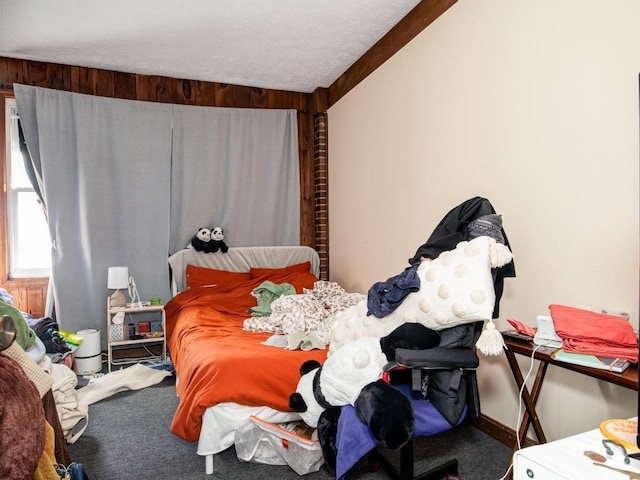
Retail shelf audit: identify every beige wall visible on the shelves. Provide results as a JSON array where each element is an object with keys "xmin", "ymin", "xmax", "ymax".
[{"xmin": 328, "ymin": 0, "xmax": 640, "ymax": 442}]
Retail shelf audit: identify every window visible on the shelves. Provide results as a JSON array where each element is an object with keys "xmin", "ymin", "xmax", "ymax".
[{"xmin": 4, "ymin": 97, "xmax": 51, "ymax": 278}]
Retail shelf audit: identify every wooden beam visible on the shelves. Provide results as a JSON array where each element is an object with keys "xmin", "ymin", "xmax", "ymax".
[
  {"xmin": 310, "ymin": 87, "xmax": 329, "ymax": 116},
  {"xmin": 328, "ymin": 0, "xmax": 458, "ymax": 107}
]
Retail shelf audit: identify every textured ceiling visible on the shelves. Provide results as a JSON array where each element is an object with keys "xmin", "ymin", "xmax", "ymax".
[{"xmin": 0, "ymin": 0, "xmax": 421, "ymax": 93}]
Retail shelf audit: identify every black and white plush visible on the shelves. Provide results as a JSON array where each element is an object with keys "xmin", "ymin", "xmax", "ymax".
[
  {"xmin": 187, "ymin": 227, "xmax": 212, "ymax": 252},
  {"xmin": 209, "ymin": 226, "xmax": 228, "ymax": 253},
  {"xmin": 289, "ymin": 323, "xmax": 440, "ymax": 452}
]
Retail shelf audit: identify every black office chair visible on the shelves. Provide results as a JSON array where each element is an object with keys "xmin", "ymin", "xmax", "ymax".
[{"xmin": 371, "ymin": 320, "xmax": 484, "ymax": 480}]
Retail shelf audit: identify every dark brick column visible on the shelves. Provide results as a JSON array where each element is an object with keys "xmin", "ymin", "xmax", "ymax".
[{"xmin": 313, "ymin": 112, "xmax": 328, "ymax": 280}]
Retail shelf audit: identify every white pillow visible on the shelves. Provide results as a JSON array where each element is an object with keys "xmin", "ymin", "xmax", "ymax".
[
  {"xmin": 329, "ymin": 236, "xmax": 510, "ymax": 354},
  {"xmin": 417, "ymin": 235, "xmax": 496, "ymax": 328}
]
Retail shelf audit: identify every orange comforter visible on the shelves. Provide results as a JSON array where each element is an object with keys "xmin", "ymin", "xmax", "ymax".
[{"xmin": 165, "ymin": 271, "xmax": 327, "ymax": 442}]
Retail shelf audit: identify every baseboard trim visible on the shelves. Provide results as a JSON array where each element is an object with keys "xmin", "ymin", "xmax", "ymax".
[{"xmin": 472, "ymin": 414, "xmax": 537, "ymax": 449}]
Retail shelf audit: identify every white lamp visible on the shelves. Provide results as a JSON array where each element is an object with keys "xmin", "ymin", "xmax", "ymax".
[{"xmin": 107, "ymin": 266, "xmax": 129, "ymax": 307}]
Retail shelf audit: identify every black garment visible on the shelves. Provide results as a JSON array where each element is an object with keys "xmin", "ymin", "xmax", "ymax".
[
  {"xmin": 31, "ymin": 316, "xmax": 69, "ymax": 354},
  {"xmin": 407, "ymin": 196, "xmax": 516, "ymax": 318}
]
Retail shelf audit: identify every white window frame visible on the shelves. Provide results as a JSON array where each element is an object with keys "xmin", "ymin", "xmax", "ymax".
[{"xmin": 5, "ymin": 98, "xmax": 51, "ymax": 278}]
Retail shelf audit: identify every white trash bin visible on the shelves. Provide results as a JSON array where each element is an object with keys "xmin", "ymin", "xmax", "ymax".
[{"xmin": 74, "ymin": 328, "xmax": 102, "ymax": 375}]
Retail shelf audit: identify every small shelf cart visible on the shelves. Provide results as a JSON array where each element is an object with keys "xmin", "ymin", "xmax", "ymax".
[{"xmin": 106, "ymin": 298, "xmax": 167, "ymax": 372}]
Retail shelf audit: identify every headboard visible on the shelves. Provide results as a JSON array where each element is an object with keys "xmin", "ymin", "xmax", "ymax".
[{"xmin": 168, "ymin": 246, "xmax": 320, "ymax": 294}]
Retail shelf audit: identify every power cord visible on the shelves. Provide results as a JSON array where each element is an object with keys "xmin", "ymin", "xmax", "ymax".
[
  {"xmin": 498, "ymin": 340, "xmax": 551, "ymax": 480},
  {"xmin": 142, "ymin": 343, "xmax": 162, "ymax": 359},
  {"xmin": 514, "ymin": 341, "xmax": 548, "ymax": 450},
  {"xmin": 128, "ymin": 276, "xmax": 141, "ymax": 307}
]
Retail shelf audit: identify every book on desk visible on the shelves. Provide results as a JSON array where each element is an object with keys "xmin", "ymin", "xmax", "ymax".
[{"xmin": 550, "ymin": 348, "xmax": 631, "ymax": 373}]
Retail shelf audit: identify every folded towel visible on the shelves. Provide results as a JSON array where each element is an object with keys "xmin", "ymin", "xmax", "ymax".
[{"xmin": 549, "ymin": 304, "xmax": 638, "ymax": 362}]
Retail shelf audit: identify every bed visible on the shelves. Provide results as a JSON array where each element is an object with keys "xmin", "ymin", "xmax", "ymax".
[
  {"xmin": 165, "ymin": 238, "xmax": 513, "ymax": 476},
  {"xmin": 165, "ymin": 246, "xmax": 330, "ymax": 474}
]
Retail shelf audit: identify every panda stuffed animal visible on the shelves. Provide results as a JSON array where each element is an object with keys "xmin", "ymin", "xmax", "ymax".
[
  {"xmin": 289, "ymin": 323, "xmax": 441, "ymax": 454},
  {"xmin": 187, "ymin": 227, "xmax": 212, "ymax": 252},
  {"xmin": 210, "ymin": 226, "xmax": 228, "ymax": 253}
]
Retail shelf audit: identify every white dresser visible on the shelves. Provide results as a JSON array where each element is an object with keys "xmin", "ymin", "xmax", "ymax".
[{"xmin": 513, "ymin": 426, "xmax": 640, "ymax": 479}]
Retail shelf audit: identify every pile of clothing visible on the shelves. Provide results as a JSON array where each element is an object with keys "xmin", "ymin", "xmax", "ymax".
[
  {"xmin": 549, "ymin": 304, "xmax": 638, "ymax": 362},
  {"xmin": 0, "ymin": 294, "xmax": 70, "ymax": 363}
]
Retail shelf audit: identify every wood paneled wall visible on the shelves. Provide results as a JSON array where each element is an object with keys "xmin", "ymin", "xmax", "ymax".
[{"xmin": 2, "ymin": 278, "xmax": 49, "ymax": 318}]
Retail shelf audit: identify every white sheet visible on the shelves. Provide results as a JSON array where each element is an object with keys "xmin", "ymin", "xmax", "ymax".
[{"xmin": 197, "ymin": 403, "xmax": 301, "ymax": 455}]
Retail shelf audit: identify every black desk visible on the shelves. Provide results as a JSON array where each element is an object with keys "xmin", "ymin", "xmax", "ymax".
[{"xmin": 503, "ymin": 337, "xmax": 638, "ymax": 448}]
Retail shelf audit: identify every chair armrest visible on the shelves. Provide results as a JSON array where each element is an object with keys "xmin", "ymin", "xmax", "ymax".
[{"xmin": 393, "ymin": 346, "xmax": 479, "ymax": 370}]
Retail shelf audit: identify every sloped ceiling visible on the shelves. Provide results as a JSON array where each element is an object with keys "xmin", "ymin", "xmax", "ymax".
[{"xmin": 0, "ymin": 0, "xmax": 421, "ymax": 93}]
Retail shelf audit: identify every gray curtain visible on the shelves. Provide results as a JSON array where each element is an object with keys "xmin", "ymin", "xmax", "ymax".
[
  {"xmin": 14, "ymin": 85, "xmax": 300, "ymax": 342},
  {"xmin": 14, "ymin": 85, "xmax": 173, "ymax": 339},
  {"xmin": 170, "ymin": 104, "xmax": 299, "ymax": 253}
]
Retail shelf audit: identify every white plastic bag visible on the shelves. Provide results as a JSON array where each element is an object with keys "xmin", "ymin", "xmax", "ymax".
[{"xmin": 235, "ymin": 415, "xmax": 324, "ymax": 475}]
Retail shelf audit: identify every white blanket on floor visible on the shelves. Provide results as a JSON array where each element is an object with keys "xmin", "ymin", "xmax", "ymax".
[{"xmin": 76, "ymin": 364, "xmax": 171, "ymax": 405}]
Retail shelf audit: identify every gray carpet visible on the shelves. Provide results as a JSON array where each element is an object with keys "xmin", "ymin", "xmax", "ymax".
[{"xmin": 67, "ymin": 375, "xmax": 513, "ymax": 479}]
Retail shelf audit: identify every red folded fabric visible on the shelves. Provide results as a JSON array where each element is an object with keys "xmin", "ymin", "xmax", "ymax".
[{"xmin": 549, "ymin": 304, "xmax": 638, "ymax": 362}]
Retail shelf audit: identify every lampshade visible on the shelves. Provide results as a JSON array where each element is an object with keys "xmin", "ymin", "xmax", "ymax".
[{"xmin": 107, "ymin": 267, "xmax": 129, "ymax": 289}]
